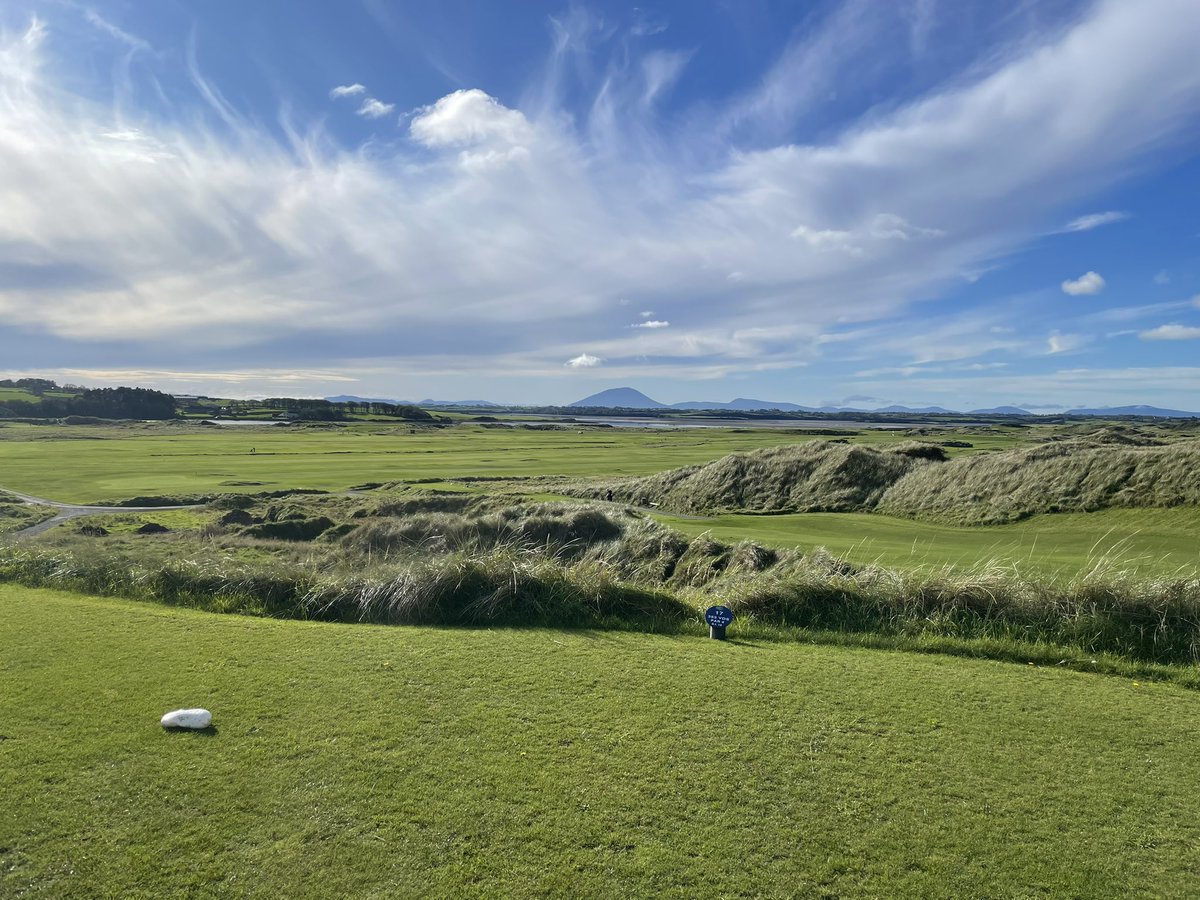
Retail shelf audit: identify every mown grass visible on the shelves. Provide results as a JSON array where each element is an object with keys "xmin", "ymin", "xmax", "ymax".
[
  {"xmin": 652, "ymin": 506, "xmax": 1200, "ymax": 577},
  {"xmin": 0, "ymin": 420, "xmax": 1034, "ymax": 504},
  {"xmin": 3, "ymin": 585, "xmax": 1200, "ymax": 898}
]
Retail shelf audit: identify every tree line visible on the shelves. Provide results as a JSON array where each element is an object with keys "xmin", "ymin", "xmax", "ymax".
[{"xmin": 0, "ymin": 386, "xmax": 177, "ymax": 420}]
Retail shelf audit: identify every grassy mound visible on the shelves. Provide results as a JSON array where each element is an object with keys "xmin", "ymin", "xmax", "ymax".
[
  {"xmin": 579, "ymin": 441, "xmax": 931, "ymax": 514},
  {"xmin": 0, "ymin": 502, "xmax": 55, "ymax": 534},
  {"xmin": 578, "ymin": 437, "xmax": 1200, "ymax": 524},
  {"xmin": 878, "ymin": 439, "xmax": 1200, "ymax": 524},
  {"xmin": 4, "ymin": 586, "xmax": 1200, "ymax": 897}
]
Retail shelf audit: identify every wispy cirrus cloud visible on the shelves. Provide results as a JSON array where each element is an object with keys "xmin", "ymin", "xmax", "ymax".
[
  {"xmin": 2, "ymin": 0, "xmax": 1200, "ymax": 402},
  {"xmin": 1140, "ymin": 324, "xmax": 1200, "ymax": 340},
  {"xmin": 1060, "ymin": 210, "xmax": 1129, "ymax": 232}
]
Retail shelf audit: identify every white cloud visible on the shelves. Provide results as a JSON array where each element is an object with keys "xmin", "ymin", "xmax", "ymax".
[
  {"xmin": 330, "ymin": 84, "xmax": 366, "ymax": 99},
  {"xmin": 1047, "ymin": 331, "xmax": 1086, "ymax": 354},
  {"xmin": 1061, "ymin": 211, "xmax": 1129, "ymax": 232},
  {"xmin": 2, "ymin": 1, "xmax": 1200, "ymax": 388},
  {"xmin": 357, "ymin": 97, "xmax": 395, "ymax": 119},
  {"xmin": 633, "ymin": 320, "xmax": 669, "ymax": 329},
  {"xmin": 1154, "ymin": 269, "xmax": 1170, "ymax": 285},
  {"xmin": 790, "ymin": 214, "xmax": 940, "ymax": 256},
  {"xmin": 1140, "ymin": 324, "xmax": 1200, "ymax": 340},
  {"xmin": 1061, "ymin": 271, "xmax": 1106, "ymax": 295},
  {"xmin": 639, "ymin": 310, "xmax": 653, "ymax": 318},
  {"xmin": 409, "ymin": 89, "xmax": 531, "ymax": 147},
  {"xmin": 566, "ymin": 353, "xmax": 602, "ymax": 367}
]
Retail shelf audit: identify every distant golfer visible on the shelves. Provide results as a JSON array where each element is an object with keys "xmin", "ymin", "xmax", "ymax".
[
  {"xmin": 250, "ymin": 447, "xmax": 256, "ymax": 454},
  {"xmin": 606, "ymin": 489, "xmax": 613, "ymax": 502}
]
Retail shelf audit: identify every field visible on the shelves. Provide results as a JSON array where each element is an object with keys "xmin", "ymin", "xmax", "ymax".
[
  {"xmin": 654, "ymin": 507, "xmax": 1200, "ymax": 577},
  {"xmin": 4, "ymin": 585, "xmax": 1200, "ymax": 898},
  {"xmin": 0, "ymin": 423, "xmax": 828, "ymax": 502},
  {"xmin": 3, "ymin": 420, "xmax": 1197, "ymax": 579}
]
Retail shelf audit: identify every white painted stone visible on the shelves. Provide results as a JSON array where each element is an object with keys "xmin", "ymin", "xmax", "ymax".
[{"xmin": 160, "ymin": 708, "xmax": 212, "ymax": 729}]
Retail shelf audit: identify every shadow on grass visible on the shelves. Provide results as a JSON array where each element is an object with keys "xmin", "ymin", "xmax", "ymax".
[{"xmin": 162, "ymin": 725, "xmax": 219, "ymax": 737}]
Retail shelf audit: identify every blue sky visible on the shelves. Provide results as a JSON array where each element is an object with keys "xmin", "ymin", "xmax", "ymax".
[{"xmin": 1, "ymin": 0, "xmax": 1198, "ymax": 409}]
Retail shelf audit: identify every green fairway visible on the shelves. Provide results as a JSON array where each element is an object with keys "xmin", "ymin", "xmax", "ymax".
[
  {"xmin": 653, "ymin": 507, "xmax": 1200, "ymax": 577},
  {"xmin": 0, "ymin": 422, "xmax": 981, "ymax": 504},
  {"xmin": 3, "ymin": 586, "xmax": 1200, "ymax": 898}
]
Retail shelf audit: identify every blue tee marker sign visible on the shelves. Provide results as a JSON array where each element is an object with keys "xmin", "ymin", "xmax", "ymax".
[{"xmin": 705, "ymin": 605, "xmax": 734, "ymax": 640}]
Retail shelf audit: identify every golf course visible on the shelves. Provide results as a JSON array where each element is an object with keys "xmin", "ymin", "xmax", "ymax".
[
  {"xmin": 4, "ymin": 585, "xmax": 1200, "ymax": 898},
  {"xmin": 4, "ymin": 414, "xmax": 1200, "ymax": 896}
]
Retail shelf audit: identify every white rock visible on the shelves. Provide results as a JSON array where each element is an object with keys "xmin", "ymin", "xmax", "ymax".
[{"xmin": 160, "ymin": 708, "xmax": 212, "ymax": 730}]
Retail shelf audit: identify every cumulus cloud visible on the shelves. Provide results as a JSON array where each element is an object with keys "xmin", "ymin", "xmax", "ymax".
[
  {"xmin": 3, "ymin": 0, "xmax": 1200, "ymax": 394},
  {"xmin": 633, "ymin": 320, "xmax": 669, "ymax": 329},
  {"xmin": 1140, "ymin": 324, "xmax": 1200, "ymax": 340},
  {"xmin": 357, "ymin": 97, "xmax": 395, "ymax": 119},
  {"xmin": 1061, "ymin": 211, "xmax": 1129, "ymax": 232},
  {"xmin": 330, "ymin": 83, "xmax": 366, "ymax": 99},
  {"xmin": 410, "ymin": 89, "xmax": 531, "ymax": 147},
  {"xmin": 1061, "ymin": 271, "xmax": 1106, "ymax": 295},
  {"xmin": 566, "ymin": 353, "xmax": 603, "ymax": 367},
  {"xmin": 1154, "ymin": 269, "xmax": 1170, "ymax": 285}
]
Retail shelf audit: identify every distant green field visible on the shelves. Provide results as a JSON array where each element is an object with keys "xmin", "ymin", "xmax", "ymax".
[
  {"xmin": 653, "ymin": 507, "xmax": 1200, "ymax": 577},
  {"xmin": 0, "ymin": 421, "xmax": 1006, "ymax": 504},
  {"xmin": 0, "ymin": 387, "xmax": 38, "ymax": 403},
  {"xmin": 3, "ymin": 422, "xmax": 1199, "ymax": 577},
  {"xmin": 3, "ymin": 585, "xmax": 1199, "ymax": 898}
]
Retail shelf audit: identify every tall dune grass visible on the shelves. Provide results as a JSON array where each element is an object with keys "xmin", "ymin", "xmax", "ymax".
[
  {"xmin": 4, "ymin": 501, "xmax": 1200, "ymax": 667},
  {"xmin": 574, "ymin": 437, "xmax": 1200, "ymax": 523}
]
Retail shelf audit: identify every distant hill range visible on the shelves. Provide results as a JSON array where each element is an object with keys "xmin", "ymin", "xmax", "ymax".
[
  {"xmin": 1063, "ymin": 405, "xmax": 1199, "ymax": 418},
  {"xmin": 968, "ymin": 406, "xmax": 1032, "ymax": 415},
  {"xmin": 418, "ymin": 399, "xmax": 500, "ymax": 407},
  {"xmin": 567, "ymin": 388, "xmax": 1199, "ymax": 417},
  {"xmin": 326, "ymin": 389, "xmax": 1198, "ymax": 417},
  {"xmin": 325, "ymin": 395, "xmax": 499, "ymax": 408}
]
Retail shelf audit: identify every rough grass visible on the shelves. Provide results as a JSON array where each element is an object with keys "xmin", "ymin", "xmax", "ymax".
[
  {"xmin": 0, "ymin": 502, "xmax": 55, "ymax": 534},
  {"xmin": 575, "ymin": 441, "xmax": 931, "ymax": 514},
  {"xmin": 5, "ymin": 586, "xmax": 1200, "ymax": 898},
  {"xmin": 6, "ymin": 501, "xmax": 1200, "ymax": 671},
  {"xmin": 577, "ymin": 436, "xmax": 1200, "ymax": 524},
  {"xmin": 879, "ymin": 438, "xmax": 1200, "ymax": 523}
]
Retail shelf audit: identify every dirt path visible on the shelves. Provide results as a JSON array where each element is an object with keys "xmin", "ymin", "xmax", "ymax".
[{"xmin": 0, "ymin": 487, "xmax": 198, "ymax": 538}]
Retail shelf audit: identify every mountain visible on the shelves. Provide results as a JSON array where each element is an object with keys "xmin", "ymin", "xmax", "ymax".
[
  {"xmin": 418, "ymin": 399, "xmax": 500, "ymax": 407},
  {"xmin": 1064, "ymin": 405, "xmax": 1199, "ymax": 418},
  {"xmin": 570, "ymin": 387, "xmax": 667, "ymax": 409},
  {"xmin": 873, "ymin": 405, "xmax": 959, "ymax": 414},
  {"xmin": 725, "ymin": 398, "xmax": 814, "ymax": 411},
  {"xmin": 969, "ymin": 406, "xmax": 1032, "ymax": 415},
  {"xmin": 669, "ymin": 398, "xmax": 814, "ymax": 411}
]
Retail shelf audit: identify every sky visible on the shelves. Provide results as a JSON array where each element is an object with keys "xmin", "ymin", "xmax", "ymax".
[{"xmin": 1, "ymin": 0, "xmax": 1199, "ymax": 410}]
